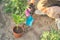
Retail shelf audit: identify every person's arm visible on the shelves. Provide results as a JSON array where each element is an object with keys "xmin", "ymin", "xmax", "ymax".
[{"xmin": 37, "ymin": 0, "xmax": 48, "ymax": 13}]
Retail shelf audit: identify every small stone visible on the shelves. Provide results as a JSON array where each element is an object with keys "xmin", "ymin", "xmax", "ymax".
[
  {"xmin": 0, "ymin": 23, "xmax": 3, "ymax": 28},
  {"xmin": 35, "ymin": 10, "xmax": 46, "ymax": 15},
  {"xmin": 0, "ymin": 35, "xmax": 2, "ymax": 38},
  {"xmin": 55, "ymin": 18, "xmax": 60, "ymax": 29}
]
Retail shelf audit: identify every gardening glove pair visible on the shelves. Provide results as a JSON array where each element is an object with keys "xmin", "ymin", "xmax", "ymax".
[{"xmin": 25, "ymin": 3, "xmax": 35, "ymax": 27}]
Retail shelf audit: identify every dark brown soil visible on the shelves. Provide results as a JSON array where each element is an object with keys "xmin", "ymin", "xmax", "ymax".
[{"xmin": 13, "ymin": 26, "xmax": 23, "ymax": 33}]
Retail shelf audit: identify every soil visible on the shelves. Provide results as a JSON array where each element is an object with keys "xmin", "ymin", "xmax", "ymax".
[
  {"xmin": 13, "ymin": 26, "xmax": 23, "ymax": 33},
  {"xmin": 32, "ymin": 14, "xmax": 58, "ymax": 30}
]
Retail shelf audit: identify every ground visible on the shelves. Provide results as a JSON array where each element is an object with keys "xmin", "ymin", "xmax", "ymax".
[
  {"xmin": 0, "ymin": 2, "xmax": 58, "ymax": 40},
  {"xmin": 0, "ymin": 13, "xmax": 57, "ymax": 40}
]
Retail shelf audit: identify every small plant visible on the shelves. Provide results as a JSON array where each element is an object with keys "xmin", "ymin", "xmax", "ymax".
[
  {"xmin": 4, "ymin": 0, "xmax": 28, "ymax": 38},
  {"xmin": 40, "ymin": 28, "xmax": 60, "ymax": 40},
  {"xmin": 12, "ymin": 14, "xmax": 26, "ymax": 38},
  {"xmin": 11, "ymin": 13, "xmax": 26, "ymax": 38},
  {"xmin": 12, "ymin": 14, "xmax": 26, "ymax": 29}
]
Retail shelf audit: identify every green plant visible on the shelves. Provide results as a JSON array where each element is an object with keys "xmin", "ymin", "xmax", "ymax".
[
  {"xmin": 4, "ymin": 0, "xmax": 27, "ymax": 15},
  {"xmin": 40, "ymin": 28, "xmax": 60, "ymax": 40},
  {"xmin": 4, "ymin": 0, "xmax": 28, "ymax": 29},
  {"xmin": 12, "ymin": 14, "xmax": 26, "ymax": 29},
  {"xmin": 4, "ymin": 0, "xmax": 27, "ymax": 28}
]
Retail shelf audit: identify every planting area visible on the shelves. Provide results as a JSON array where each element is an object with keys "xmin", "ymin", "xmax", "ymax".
[
  {"xmin": 0, "ymin": 0, "xmax": 59, "ymax": 40},
  {"xmin": 0, "ymin": 7, "xmax": 57, "ymax": 40}
]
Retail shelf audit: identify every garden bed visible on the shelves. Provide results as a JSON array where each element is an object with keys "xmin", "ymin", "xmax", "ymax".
[{"xmin": 0, "ymin": 0, "xmax": 58, "ymax": 40}]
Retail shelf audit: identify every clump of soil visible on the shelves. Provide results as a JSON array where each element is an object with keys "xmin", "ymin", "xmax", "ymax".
[{"xmin": 13, "ymin": 27, "xmax": 23, "ymax": 33}]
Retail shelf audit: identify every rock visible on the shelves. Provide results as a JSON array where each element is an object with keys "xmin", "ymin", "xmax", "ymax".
[
  {"xmin": 35, "ymin": 10, "xmax": 46, "ymax": 15},
  {"xmin": 0, "ymin": 13, "xmax": 6, "ymax": 28},
  {"xmin": 55, "ymin": 18, "xmax": 60, "ymax": 29},
  {"xmin": 0, "ymin": 34, "xmax": 2, "ymax": 39},
  {"xmin": 0, "ymin": 23, "xmax": 3, "ymax": 28}
]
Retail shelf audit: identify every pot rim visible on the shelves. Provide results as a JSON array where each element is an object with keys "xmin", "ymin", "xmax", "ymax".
[{"xmin": 13, "ymin": 26, "xmax": 24, "ymax": 34}]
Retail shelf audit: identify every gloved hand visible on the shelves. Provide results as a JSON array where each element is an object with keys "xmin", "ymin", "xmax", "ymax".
[{"xmin": 29, "ymin": 3, "xmax": 35, "ymax": 15}]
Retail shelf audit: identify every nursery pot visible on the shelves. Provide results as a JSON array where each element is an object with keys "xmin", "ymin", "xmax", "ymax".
[{"xmin": 13, "ymin": 26, "xmax": 24, "ymax": 38}]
